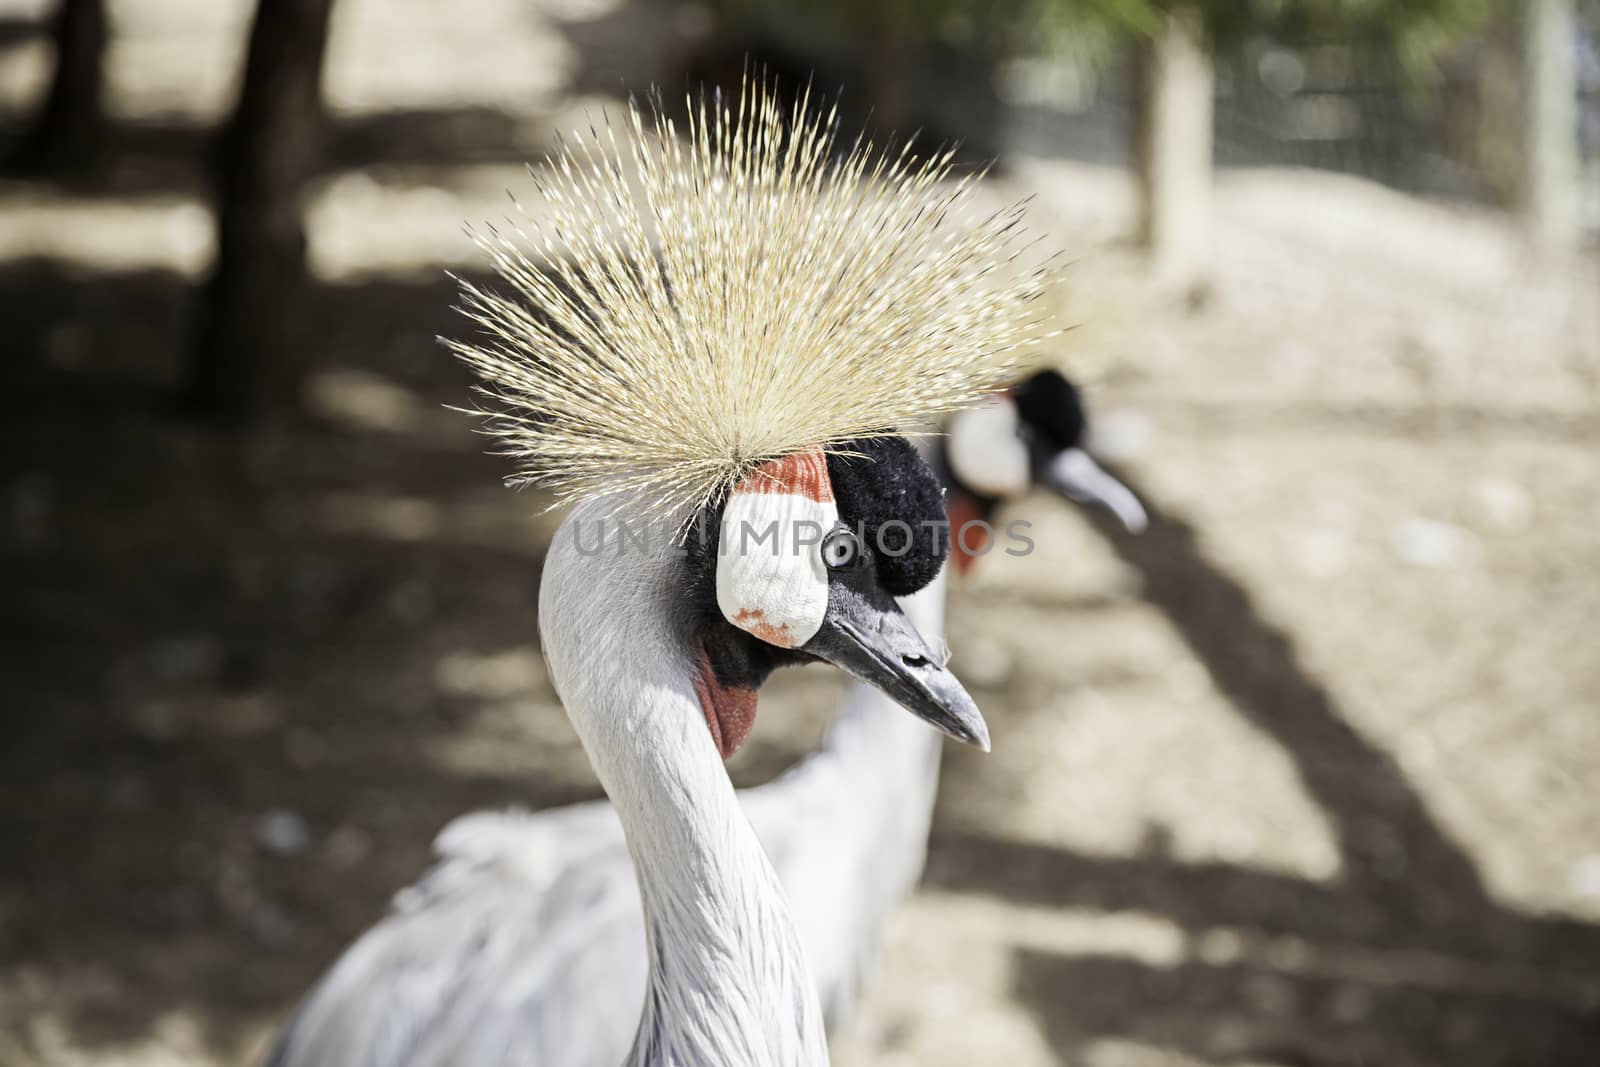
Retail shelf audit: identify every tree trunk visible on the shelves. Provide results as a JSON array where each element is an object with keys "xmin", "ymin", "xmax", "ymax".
[
  {"xmin": 1132, "ymin": 8, "xmax": 1213, "ymax": 292},
  {"xmin": 1518, "ymin": 0, "xmax": 1579, "ymax": 261},
  {"xmin": 866, "ymin": 28, "xmax": 916, "ymax": 136},
  {"xmin": 183, "ymin": 0, "xmax": 336, "ymax": 417},
  {"xmin": 11, "ymin": 0, "xmax": 107, "ymax": 177}
]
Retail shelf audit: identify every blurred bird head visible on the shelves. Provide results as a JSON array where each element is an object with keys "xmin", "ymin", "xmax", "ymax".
[{"xmin": 942, "ymin": 368, "xmax": 1147, "ymax": 573}]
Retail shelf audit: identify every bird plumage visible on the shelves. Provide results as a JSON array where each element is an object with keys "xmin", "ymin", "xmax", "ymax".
[{"xmin": 446, "ymin": 79, "xmax": 1046, "ymax": 519}]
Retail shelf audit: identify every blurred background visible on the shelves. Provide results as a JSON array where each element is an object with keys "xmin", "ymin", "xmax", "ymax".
[{"xmin": 1, "ymin": 0, "xmax": 1597, "ymax": 1064}]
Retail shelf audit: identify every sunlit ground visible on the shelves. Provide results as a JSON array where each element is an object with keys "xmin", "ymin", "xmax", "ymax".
[{"xmin": 1, "ymin": 1, "xmax": 1598, "ymax": 1065}]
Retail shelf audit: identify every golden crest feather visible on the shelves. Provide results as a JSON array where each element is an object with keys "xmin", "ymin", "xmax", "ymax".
[{"xmin": 446, "ymin": 76, "xmax": 1051, "ymax": 518}]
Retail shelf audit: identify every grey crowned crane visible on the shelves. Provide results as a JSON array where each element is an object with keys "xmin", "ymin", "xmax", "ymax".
[{"xmin": 263, "ymin": 80, "xmax": 1045, "ymax": 1067}]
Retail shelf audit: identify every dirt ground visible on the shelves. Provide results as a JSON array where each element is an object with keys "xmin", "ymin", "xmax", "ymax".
[{"xmin": 2, "ymin": 2, "xmax": 1599, "ymax": 1065}]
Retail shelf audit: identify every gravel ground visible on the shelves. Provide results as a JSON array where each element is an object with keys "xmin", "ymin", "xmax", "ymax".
[{"xmin": 2, "ymin": 1, "xmax": 1597, "ymax": 1065}]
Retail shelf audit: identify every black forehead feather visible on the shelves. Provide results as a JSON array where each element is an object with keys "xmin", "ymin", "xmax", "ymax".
[
  {"xmin": 826, "ymin": 436, "xmax": 947, "ymax": 596},
  {"xmin": 1012, "ymin": 369, "xmax": 1087, "ymax": 451}
]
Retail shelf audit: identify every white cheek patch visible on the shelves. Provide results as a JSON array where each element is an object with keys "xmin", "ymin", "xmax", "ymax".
[
  {"xmin": 947, "ymin": 396, "xmax": 1030, "ymax": 499},
  {"xmin": 716, "ymin": 451, "xmax": 837, "ymax": 649}
]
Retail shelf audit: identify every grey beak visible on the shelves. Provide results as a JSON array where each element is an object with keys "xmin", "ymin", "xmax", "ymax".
[
  {"xmin": 1046, "ymin": 448, "xmax": 1148, "ymax": 534},
  {"xmin": 805, "ymin": 590, "xmax": 989, "ymax": 751}
]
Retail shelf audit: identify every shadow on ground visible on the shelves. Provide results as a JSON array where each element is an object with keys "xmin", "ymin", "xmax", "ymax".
[
  {"xmin": 0, "ymin": 107, "xmax": 556, "ymax": 198},
  {"xmin": 0, "ymin": 259, "xmax": 559, "ymax": 1060},
  {"xmin": 927, "ymin": 486, "xmax": 1600, "ymax": 1066}
]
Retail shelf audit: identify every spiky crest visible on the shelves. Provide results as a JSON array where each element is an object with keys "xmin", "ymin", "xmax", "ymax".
[{"xmin": 446, "ymin": 76, "xmax": 1051, "ymax": 519}]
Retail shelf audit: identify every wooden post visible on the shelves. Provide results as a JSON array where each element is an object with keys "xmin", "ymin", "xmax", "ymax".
[
  {"xmin": 1133, "ymin": 7, "xmax": 1214, "ymax": 293},
  {"xmin": 10, "ymin": 0, "xmax": 107, "ymax": 177},
  {"xmin": 1518, "ymin": 0, "xmax": 1579, "ymax": 261},
  {"xmin": 183, "ymin": 0, "xmax": 337, "ymax": 417}
]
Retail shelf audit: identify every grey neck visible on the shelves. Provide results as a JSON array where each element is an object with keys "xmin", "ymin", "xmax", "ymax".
[{"xmin": 539, "ymin": 499, "xmax": 829, "ymax": 1067}]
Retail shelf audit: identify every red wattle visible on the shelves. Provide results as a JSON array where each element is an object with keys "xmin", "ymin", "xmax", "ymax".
[{"xmin": 692, "ymin": 644, "xmax": 759, "ymax": 759}]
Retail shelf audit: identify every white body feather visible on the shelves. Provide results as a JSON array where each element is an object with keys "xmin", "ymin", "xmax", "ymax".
[{"xmin": 946, "ymin": 396, "xmax": 1030, "ymax": 499}]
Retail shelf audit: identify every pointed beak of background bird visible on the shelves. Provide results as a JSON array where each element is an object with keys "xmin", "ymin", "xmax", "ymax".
[
  {"xmin": 1046, "ymin": 448, "xmax": 1149, "ymax": 534},
  {"xmin": 805, "ymin": 591, "xmax": 990, "ymax": 751}
]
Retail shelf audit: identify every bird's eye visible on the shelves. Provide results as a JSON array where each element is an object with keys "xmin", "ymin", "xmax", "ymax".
[{"xmin": 821, "ymin": 528, "xmax": 859, "ymax": 569}]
